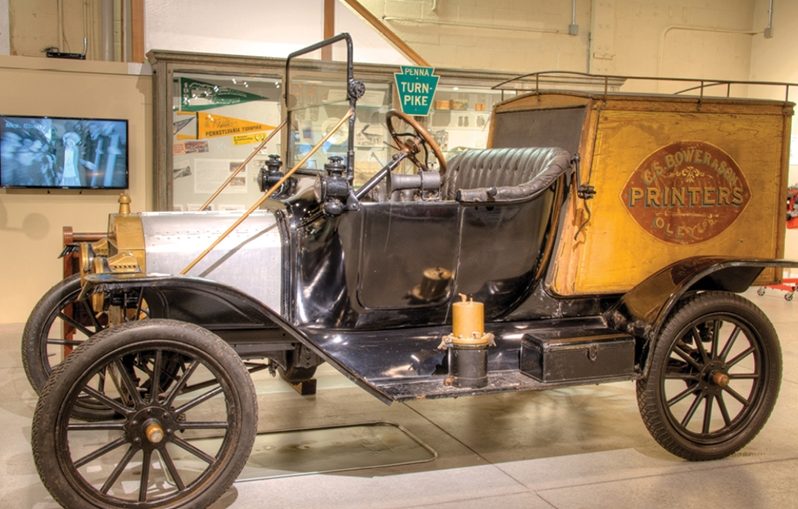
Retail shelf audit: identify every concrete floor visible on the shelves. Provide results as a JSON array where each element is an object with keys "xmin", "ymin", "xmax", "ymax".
[{"xmin": 2, "ymin": 287, "xmax": 798, "ymax": 509}]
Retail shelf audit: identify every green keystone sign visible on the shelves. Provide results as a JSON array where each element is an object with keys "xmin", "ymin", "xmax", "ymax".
[{"xmin": 394, "ymin": 66, "xmax": 439, "ymax": 116}]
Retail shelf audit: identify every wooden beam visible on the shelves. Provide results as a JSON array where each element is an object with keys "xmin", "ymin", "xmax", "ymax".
[
  {"xmin": 130, "ymin": 0, "xmax": 145, "ymax": 62},
  {"xmin": 340, "ymin": 0, "xmax": 430, "ymax": 67},
  {"xmin": 322, "ymin": 0, "xmax": 335, "ymax": 60}
]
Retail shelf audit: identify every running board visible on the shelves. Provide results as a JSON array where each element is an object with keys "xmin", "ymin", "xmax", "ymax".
[
  {"xmin": 374, "ymin": 371, "xmax": 636, "ymax": 401},
  {"xmin": 303, "ymin": 319, "xmax": 637, "ymax": 403}
]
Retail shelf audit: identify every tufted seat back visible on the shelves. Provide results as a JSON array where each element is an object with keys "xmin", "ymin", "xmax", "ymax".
[{"xmin": 442, "ymin": 147, "xmax": 572, "ymax": 202}]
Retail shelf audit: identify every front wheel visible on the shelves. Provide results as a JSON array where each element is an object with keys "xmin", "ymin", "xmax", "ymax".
[
  {"xmin": 32, "ymin": 319, "xmax": 257, "ymax": 508},
  {"xmin": 636, "ymin": 291, "xmax": 781, "ymax": 461}
]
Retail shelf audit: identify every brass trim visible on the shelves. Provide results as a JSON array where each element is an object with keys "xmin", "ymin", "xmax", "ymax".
[
  {"xmin": 145, "ymin": 421, "xmax": 165, "ymax": 444},
  {"xmin": 712, "ymin": 372, "xmax": 730, "ymax": 388},
  {"xmin": 111, "ymin": 215, "xmax": 146, "ymax": 273},
  {"xmin": 107, "ymin": 252, "xmax": 142, "ymax": 273}
]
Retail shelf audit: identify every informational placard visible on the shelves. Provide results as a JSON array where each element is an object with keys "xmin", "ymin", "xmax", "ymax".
[
  {"xmin": 394, "ymin": 66, "xmax": 439, "ymax": 116},
  {"xmin": 193, "ymin": 158, "xmax": 247, "ymax": 194}
]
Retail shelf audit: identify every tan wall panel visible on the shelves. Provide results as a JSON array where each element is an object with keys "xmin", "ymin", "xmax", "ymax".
[{"xmin": 0, "ymin": 56, "xmax": 151, "ymax": 322}]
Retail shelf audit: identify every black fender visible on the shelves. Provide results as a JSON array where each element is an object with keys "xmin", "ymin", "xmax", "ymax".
[
  {"xmin": 611, "ymin": 256, "xmax": 798, "ymax": 377},
  {"xmin": 81, "ymin": 273, "xmax": 393, "ymax": 402},
  {"xmin": 82, "ymin": 273, "xmax": 282, "ymax": 330}
]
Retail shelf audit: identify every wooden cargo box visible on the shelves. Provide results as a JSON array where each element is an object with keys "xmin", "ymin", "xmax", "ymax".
[{"xmin": 489, "ymin": 89, "xmax": 793, "ymax": 295}]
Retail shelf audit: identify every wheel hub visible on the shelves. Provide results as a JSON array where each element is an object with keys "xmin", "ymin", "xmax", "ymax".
[
  {"xmin": 711, "ymin": 371, "xmax": 730, "ymax": 388},
  {"xmin": 697, "ymin": 359, "xmax": 728, "ymax": 396},
  {"xmin": 125, "ymin": 406, "xmax": 177, "ymax": 449},
  {"xmin": 145, "ymin": 419, "xmax": 165, "ymax": 444}
]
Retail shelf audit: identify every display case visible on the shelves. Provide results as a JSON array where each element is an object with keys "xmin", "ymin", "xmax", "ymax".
[
  {"xmin": 286, "ymin": 77, "xmax": 392, "ymax": 187},
  {"xmin": 148, "ymin": 50, "xmax": 521, "ymax": 210},
  {"xmin": 170, "ymin": 72, "xmax": 282, "ymax": 211},
  {"xmin": 424, "ymin": 86, "xmax": 504, "ymax": 160}
]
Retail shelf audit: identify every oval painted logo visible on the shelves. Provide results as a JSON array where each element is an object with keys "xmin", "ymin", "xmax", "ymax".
[{"xmin": 621, "ymin": 141, "xmax": 750, "ymax": 245}]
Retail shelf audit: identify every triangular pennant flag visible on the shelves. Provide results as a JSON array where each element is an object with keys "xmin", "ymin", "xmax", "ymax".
[
  {"xmin": 172, "ymin": 117, "xmax": 194, "ymax": 135},
  {"xmin": 180, "ymin": 77, "xmax": 267, "ymax": 112},
  {"xmin": 196, "ymin": 113, "xmax": 276, "ymax": 139}
]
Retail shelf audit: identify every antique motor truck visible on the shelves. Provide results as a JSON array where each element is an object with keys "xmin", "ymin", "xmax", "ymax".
[{"xmin": 24, "ymin": 35, "xmax": 797, "ymax": 508}]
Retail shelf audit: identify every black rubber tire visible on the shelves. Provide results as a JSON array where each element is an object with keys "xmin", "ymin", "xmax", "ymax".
[
  {"xmin": 22, "ymin": 275, "xmax": 165, "ymax": 420},
  {"xmin": 22, "ymin": 274, "xmax": 95, "ymax": 395},
  {"xmin": 32, "ymin": 319, "xmax": 257, "ymax": 509},
  {"xmin": 636, "ymin": 291, "xmax": 781, "ymax": 461}
]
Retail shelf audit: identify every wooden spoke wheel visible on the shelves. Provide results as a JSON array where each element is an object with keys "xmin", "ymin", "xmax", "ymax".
[
  {"xmin": 23, "ymin": 275, "xmax": 110, "ymax": 395},
  {"xmin": 22, "ymin": 275, "xmax": 162, "ymax": 420},
  {"xmin": 32, "ymin": 320, "xmax": 257, "ymax": 508},
  {"xmin": 637, "ymin": 292, "xmax": 781, "ymax": 460}
]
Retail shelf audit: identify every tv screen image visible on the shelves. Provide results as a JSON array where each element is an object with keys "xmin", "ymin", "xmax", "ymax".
[{"xmin": 0, "ymin": 115, "xmax": 129, "ymax": 189}]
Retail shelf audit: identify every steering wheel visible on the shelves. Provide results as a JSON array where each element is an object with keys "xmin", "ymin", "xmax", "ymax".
[{"xmin": 386, "ymin": 110, "xmax": 447, "ymax": 175}]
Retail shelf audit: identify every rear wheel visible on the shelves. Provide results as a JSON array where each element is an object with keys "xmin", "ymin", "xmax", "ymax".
[
  {"xmin": 32, "ymin": 319, "xmax": 257, "ymax": 508},
  {"xmin": 22, "ymin": 274, "xmax": 107, "ymax": 394},
  {"xmin": 636, "ymin": 291, "xmax": 781, "ymax": 460},
  {"xmin": 23, "ymin": 275, "xmax": 157, "ymax": 393}
]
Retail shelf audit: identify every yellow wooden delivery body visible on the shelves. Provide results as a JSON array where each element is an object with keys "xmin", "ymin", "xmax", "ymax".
[{"xmin": 489, "ymin": 91, "xmax": 793, "ymax": 296}]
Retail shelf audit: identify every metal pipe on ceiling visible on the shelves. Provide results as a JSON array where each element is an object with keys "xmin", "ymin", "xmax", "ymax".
[
  {"xmin": 570, "ymin": 0, "xmax": 579, "ymax": 35},
  {"xmin": 384, "ymin": 0, "xmax": 580, "ymax": 36},
  {"xmin": 765, "ymin": 0, "xmax": 774, "ymax": 38},
  {"xmin": 57, "ymin": 0, "xmax": 65, "ymax": 50},
  {"xmin": 122, "ymin": 0, "xmax": 132, "ymax": 61},
  {"xmin": 382, "ymin": 16, "xmax": 564, "ymax": 35}
]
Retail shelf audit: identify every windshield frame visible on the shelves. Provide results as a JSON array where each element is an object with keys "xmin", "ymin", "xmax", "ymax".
[{"xmin": 284, "ymin": 33, "xmax": 357, "ymax": 180}]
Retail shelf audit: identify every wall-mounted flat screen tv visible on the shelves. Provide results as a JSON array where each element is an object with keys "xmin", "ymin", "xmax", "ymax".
[{"xmin": 0, "ymin": 114, "xmax": 128, "ymax": 189}]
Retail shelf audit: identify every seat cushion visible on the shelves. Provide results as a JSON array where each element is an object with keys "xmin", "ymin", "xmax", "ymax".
[{"xmin": 442, "ymin": 147, "xmax": 572, "ymax": 202}]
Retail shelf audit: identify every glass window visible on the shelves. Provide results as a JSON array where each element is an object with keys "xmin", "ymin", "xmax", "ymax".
[
  {"xmin": 170, "ymin": 72, "xmax": 282, "ymax": 211},
  {"xmin": 351, "ymin": 83, "xmax": 392, "ymax": 187},
  {"xmin": 285, "ymin": 38, "xmax": 393, "ymax": 187},
  {"xmin": 285, "ymin": 77, "xmax": 392, "ymax": 185},
  {"xmin": 424, "ymin": 86, "xmax": 504, "ymax": 160},
  {"xmin": 150, "ymin": 48, "xmax": 524, "ymax": 211}
]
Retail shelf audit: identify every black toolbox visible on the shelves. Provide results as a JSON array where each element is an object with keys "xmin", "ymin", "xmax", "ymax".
[{"xmin": 520, "ymin": 329, "xmax": 635, "ymax": 383}]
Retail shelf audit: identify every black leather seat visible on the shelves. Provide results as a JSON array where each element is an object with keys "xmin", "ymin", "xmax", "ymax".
[{"xmin": 442, "ymin": 147, "xmax": 572, "ymax": 202}]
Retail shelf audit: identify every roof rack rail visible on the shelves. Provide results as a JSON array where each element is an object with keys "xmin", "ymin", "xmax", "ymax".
[{"xmin": 492, "ymin": 70, "xmax": 798, "ymax": 103}]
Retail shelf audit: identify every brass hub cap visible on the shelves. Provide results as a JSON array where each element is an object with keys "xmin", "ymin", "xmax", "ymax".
[
  {"xmin": 696, "ymin": 359, "xmax": 728, "ymax": 396},
  {"xmin": 711, "ymin": 371, "xmax": 730, "ymax": 388},
  {"xmin": 145, "ymin": 420, "xmax": 165, "ymax": 444},
  {"xmin": 125, "ymin": 406, "xmax": 176, "ymax": 450}
]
